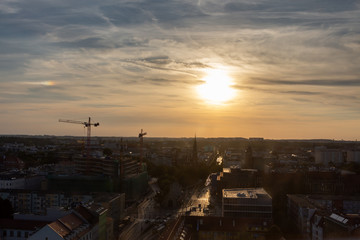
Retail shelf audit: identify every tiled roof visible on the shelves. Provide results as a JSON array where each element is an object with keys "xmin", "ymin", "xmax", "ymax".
[
  {"xmin": 58, "ymin": 213, "xmax": 83, "ymax": 231},
  {"xmin": 48, "ymin": 211, "xmax": 92, "ymax": 239},
  {"xmin": 48, "ymin": 221, "xmax": 71, "ymax": 238},
  {"xmin": 75, "ymin": 205, "xmax": 97, "ymax": 224}
]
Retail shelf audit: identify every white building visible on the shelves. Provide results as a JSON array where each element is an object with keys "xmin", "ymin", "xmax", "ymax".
[
  {"xmin": 222, "ymin": 188, "xmax": 272, "ymax": 219},
  {"xmin": 315, "ymin": 147, "xmax": 344, "ymax": 166},
  {"xmin": 347, "ymin": 150, "xmax": 360, "ymax": 163}
]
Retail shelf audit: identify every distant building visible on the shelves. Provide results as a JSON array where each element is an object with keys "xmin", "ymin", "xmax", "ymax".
[
  {"xmin": 222, "ymin": 188, "xmax": 272, "ymax": 220},
  {"xmin": 223, "ymin": 148, "xmax": 244, "ymax": 167},
  {"xmin": 249, "ymin": 138, "xmax": 264, "ymax": 141},
  {"xmin": 0, "ymin": 174, "xmax": 44, "ymax": 190},
  {"xmin": 215, "ymin": 167, "xmax": 261, "ymax": 199},
  {"xmin": 347, "ymin": 150, "xmax": 360, "ymax": 163},
  {"xmin": 120, "ymin": 156, "xmax": 141, "ymax": 176},
  {"xmin": 0, "ymin": 190, "xmax": 95, "ymax": 215},
  {"xmin": 315, "ymin": 147, "xmax": 344, "ymax": 166},
  {"xmin": 0, "ymin": 155, "xmax": 25, "ymax": 170},
  {"xmin": 244, "ymin": 145, "xmax": 254, "ymax": 168}
]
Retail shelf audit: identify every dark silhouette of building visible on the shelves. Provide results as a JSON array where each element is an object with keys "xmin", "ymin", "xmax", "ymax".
[
  {"xmin": 192, "ymin": 135, "xmax": 198, "ymax": 164},
  {"xmin": 244, "ymin": 145, "xmax": 254, "ymax": 168}
]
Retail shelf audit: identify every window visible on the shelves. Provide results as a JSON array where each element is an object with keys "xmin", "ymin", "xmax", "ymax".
[
  {"xmin": 10, "ymin": 231, "xmax": 14, "ymax": 237},
  {"xmin": 17, "ymin": 231, "xmax": 21, "ymax": 237},
  {"xmin": 25, "ymin": 232, "xmax": 29, "ymax": 238},
  {"xmin": 3, "ymin": 230, "xmax": 7, "ymax": 237}
]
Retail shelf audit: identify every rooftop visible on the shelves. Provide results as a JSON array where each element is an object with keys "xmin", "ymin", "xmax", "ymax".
[
  {"xmin": 223, "ymin": 188, "xmax": 270, "ymax": 199},
  {"xmin": 287, "ymin": 194, "xmax": 318, "ymax": 209}
]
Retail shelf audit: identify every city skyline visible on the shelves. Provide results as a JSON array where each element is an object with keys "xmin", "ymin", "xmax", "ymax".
[{"xmin": 1, "ymin": 0, "xmax": 360, "ymax": 139}]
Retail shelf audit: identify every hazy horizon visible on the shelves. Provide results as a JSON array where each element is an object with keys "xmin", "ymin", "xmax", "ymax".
[
  {"xmin": 1, "ymin": 134, "xmax": 358, "ymax": 142},
  {"xmin": 1, "ymin": 0, "xmax": 359, "ymax": 139}
]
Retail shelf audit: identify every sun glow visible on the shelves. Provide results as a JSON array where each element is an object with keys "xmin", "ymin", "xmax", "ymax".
[{"xmin": 196, "ymin": 69, "xmax": 236, "ymax": 105}]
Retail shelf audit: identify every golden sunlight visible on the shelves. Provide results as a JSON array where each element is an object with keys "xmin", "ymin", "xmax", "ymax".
[
  {"xmin": 196, "ymin": 69, "xmax": 236, "ymax": 105},
  {"xmin": 40, "ymin": 81, "xmax": 55, "ymax": 86}
]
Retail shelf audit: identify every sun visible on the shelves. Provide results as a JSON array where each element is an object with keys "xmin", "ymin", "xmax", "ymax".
[{"xmin": 196, "ymin": 69, "xmax": 236, "ymax": 105}]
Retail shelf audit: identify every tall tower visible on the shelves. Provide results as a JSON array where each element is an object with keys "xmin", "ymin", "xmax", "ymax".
[
  {"xmin": 192, "ymin": 134, "xmax": 198, "ymax": 163},
  {"xmin": 245, "ymin": 144, "xmax": 253, "ymax": 169}
]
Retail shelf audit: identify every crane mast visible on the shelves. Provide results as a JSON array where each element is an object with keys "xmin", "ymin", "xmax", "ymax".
[
  {"xmin": 59, "ymin": 117, "xmax": 99, "ymax": 157},
  {"xmin": 138, "ymin": 129, "xmax": 147, "ymax": 172}
]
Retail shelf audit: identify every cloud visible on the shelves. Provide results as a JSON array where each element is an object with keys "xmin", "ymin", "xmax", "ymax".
[
  {"xmin": 81, "ymin": 104, "xmax": 132, "ymax": 108},
  {"xmin": 223, "ymin": 0, "xmax": 358, "ymax": 13},
  {"xmin": 100, "ymin": 5, "xmax": 154, "ymax": 26},
  {"xmin": 0, "ymin": 87, "xmax": 84, "ymax": 104},
  {"xmin": 55, "ymin": 37, "xmax": 118, "ymax": 49},
  {"xmin": 251, "ymin": 78, "xmax": 360, "ymax": 87},
  {"xmin": 1, "ymin": 0, "xmax": 360, "ymax": 138}
]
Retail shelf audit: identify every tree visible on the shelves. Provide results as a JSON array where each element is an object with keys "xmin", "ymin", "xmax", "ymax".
[{"xmin": 103, "ymin": 148, "xmax": 113, "ymax": 157}]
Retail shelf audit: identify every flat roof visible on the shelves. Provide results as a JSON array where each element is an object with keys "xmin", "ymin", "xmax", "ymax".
[{"xmin": 223, "ymin": 188, "xmax": 270, "ymax": 199}]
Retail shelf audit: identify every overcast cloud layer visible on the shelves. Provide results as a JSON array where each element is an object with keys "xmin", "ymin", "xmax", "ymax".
[{"xmin": 1, "ymin": 0, "xmax": 360, "ymax": 139}]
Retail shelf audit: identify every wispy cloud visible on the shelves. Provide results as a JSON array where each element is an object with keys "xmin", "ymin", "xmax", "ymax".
[
  {"xmin": 250, "ymin": 78, "xmax": 360, "ymax": 87},
  {"xmin": 1, "ymin": 0, "xmax": 360, "ymax": 138}
]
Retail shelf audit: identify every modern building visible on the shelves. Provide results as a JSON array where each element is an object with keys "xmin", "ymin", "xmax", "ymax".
[{"xmin": 222, "ymin": 188, "xmax": 272, "ymax": 220}]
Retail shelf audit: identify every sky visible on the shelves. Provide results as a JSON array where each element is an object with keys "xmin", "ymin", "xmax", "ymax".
[{"xmin": 0, "ymin": 0, "xmax": 360, "ymax": 139}]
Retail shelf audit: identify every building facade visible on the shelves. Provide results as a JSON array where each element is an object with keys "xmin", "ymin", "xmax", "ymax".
[{"xmin": 222, "ymin": 188, "xmax": 272, "ymax": 220}]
